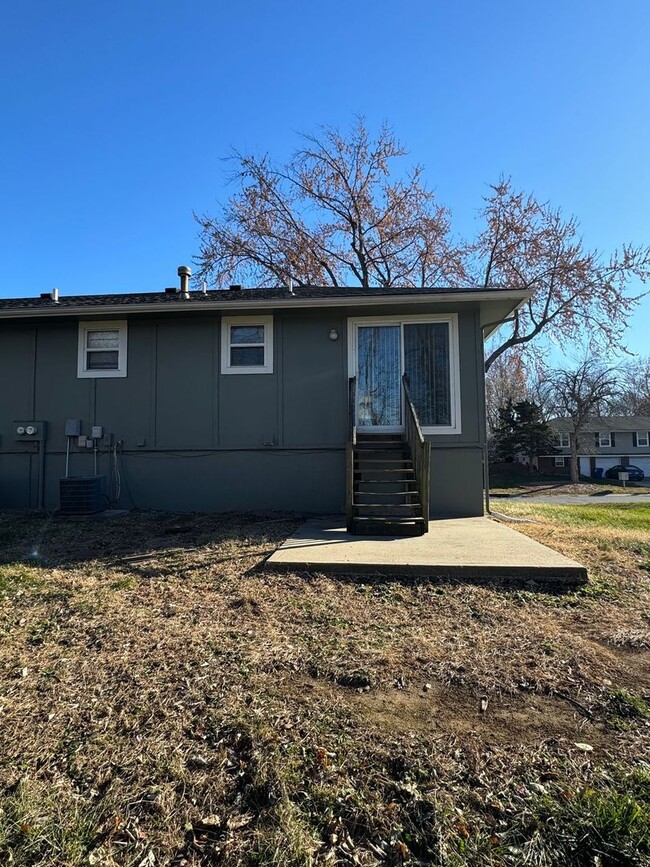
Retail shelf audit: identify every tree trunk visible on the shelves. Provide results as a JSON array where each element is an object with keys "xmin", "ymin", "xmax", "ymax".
[{"xmin": 570, "ymin": 436, "xmax": 579, "ymax": 483}]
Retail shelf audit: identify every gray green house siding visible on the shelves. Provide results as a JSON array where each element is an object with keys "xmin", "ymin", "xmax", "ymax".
[{"xmin": 0, "ymin": 289, "xmax": 524, "ymax": 517}]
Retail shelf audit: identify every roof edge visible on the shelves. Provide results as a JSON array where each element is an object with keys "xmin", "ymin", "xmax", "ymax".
[{"xmin": 0, "ymin": 289, "xmax": 530, "ymax": 319}]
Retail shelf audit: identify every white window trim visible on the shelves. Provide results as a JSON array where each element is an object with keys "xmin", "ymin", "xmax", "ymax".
[
  {"xmin": 221, "ymin": 315, "xmax": 274, "ymax": 374},
  {"xmin": 557, "ymin": 433, "xmax": 570, "ymax": 448},
  {"xmin": 77, "ymin": 320, "xmax": 127, "ymax": 378},
  {"xmin": 636, "ymin": 431, "xmax": 649, "ymax": 447},
  {"xmin": 347, "ymin": 313, "xmax": 461, "ymax": 435},
  {"xmin": 598, "ymin": 432, "xmax": 612, "ymax": 448},
  {"xmin": 554, "ymin": 456, "xmax": 566, "ymax": 467}
]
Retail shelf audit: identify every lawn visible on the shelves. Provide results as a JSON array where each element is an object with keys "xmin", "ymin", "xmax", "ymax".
[
  {"xmin": 489, "ymin": 464, "xmax": 650, "ymax": 498},
  {"xmin": 1, "ymin": 507, "xmax": 649, "ymax": 866}
]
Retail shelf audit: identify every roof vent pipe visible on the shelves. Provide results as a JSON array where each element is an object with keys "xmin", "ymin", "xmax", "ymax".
[
  {"xmin": 178, "ymin": 265, "xmax": 191, "ymax": 299},
  {"xmin": 51, "ymin": 288, "xmax": 59, "ymax": 303},
  {"xmin": 287, "ymin": 277, "xmax": 295, "ymax": 296}
]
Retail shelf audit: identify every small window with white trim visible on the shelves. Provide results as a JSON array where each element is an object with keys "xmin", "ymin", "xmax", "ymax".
[
  {"xmin": 636, "ymin": 431, "xmax": 649, "ymax": 447},
  {"xmin": 598, "ymin": 432, "xmax": 612, "ymax": 448},
  {"xmin": 554, "ymin": 456, "xmax": 565, "ymax": 467},
  {"xmin": 77, "ymin": 321, "xmax": 127, "ymax": 378},
  {"xmin": 556, "ymin": 433, "xmax": 570, "ymax": 448},
  {"xmin": 221, "ymin": 316, "xmax": 273, "ymax": 374}
]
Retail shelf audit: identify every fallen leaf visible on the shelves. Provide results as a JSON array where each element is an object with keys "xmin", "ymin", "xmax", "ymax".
[{"xmin": 200, "ymin": 815, "xmax": 221, "ymax": 828}]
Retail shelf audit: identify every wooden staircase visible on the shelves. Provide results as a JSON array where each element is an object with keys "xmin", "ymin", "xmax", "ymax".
[
  {"xmin": 346, "ymin": 377, "xmax": 430, "ymax": 537},
  {"xmin": 351, "ymin": 433, "xmax": 426, "ymax": 535}
]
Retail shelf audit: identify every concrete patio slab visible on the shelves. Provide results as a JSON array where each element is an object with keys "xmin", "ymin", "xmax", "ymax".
[{"xmin": 267, "ymin": 516, "xmax": 587, "ymax": 585}]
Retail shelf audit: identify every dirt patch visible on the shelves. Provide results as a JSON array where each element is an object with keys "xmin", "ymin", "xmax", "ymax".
[{"xmin": 341, "ymin": 681, "xmax": 608, "ymax": 748}]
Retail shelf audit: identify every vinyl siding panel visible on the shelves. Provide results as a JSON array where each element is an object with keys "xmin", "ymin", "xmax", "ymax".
[{"xmin": 0, "ymin": 302, "xmax": 488, "ymax": 515}]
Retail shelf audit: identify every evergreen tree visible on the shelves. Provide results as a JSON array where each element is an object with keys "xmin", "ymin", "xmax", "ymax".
[{"xmin": 493, "ymin": 400, "xmax": 556, "ymax": 471}]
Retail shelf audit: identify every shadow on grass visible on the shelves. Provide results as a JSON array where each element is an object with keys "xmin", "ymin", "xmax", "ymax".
[
  {"xmin": 491, "ymin": 482, "xmax": 574, "ymax": 498},
  {"xmin": 255, "ymin": 557, "xmax": 582, "ymax": 597},
  {"xmin": 0, "ymin": 508, "xmax": 585, "ymax": 598},
  {"xmin": 0, "ymin": 509, "xmax": 305, "ymax": 573}
]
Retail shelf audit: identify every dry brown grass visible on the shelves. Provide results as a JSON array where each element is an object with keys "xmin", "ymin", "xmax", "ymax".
[
  {"xmin": 1, "ymin": 507, "xmax": 649, "ymax": 866},
  {"xmin": 489, "ymin": 464, "xmax": 650, "ymax": 497}
]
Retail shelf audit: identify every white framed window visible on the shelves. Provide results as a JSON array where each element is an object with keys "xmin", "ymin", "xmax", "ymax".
[
  {"xmin": 636, "ymin": 431, "xmax": 649, "ymax": 447},
  {"xmin": 554, "ymin": 456, "xmax": 566, "ymax": 467},
  {"xmin": 347, "ymin": 313, "xmax": 461, "ymax": 435},
  {"xmin": 556, "ymin": 433, "xmax": 570, "ymax": 448},
  {"xmin": 77, "ymin": 321, "xmax": 127, "ymax": 378},
  {"xmin": 221, "ymin": 315, "xmax": 273, "ymax": 374},
  {"xmin": 598, "ymin": 432, "xmax": 612, "ymax": 448}
]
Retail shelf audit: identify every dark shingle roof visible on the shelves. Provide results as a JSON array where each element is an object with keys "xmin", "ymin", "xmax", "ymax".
[
  {"xmin": 550, "ymin": 417, "xmax": 650, "ymax": 433},
  {"xmin": 0, "ymin": 284, "xmax": 521, "ymax": 312}
]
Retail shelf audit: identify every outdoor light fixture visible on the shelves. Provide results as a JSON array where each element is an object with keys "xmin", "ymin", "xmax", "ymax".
[{"xmin": 329, "ymin": 329, "xmax": 338, "ymax": 341}]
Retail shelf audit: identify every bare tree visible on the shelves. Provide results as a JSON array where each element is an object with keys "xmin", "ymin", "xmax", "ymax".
[
  {"xmin": 475, "ymin": 180, "xmax": 650, "ymax": 372},
  {"xmin": 612, "ymin": 355, "xmax": 650, "ymax": 416},
  {"xmin": 195, "ymin": 124, "xmax": 650, "ymax": 370},
  {"xmin": 195, "ymin": 120, "xmax": 466, "ymax": 289},
  {"xmin": 485, "ymin": 349, "xmax": 531, "ymax": 435},
  {"xmin": 541, "ymin": 360, "xmax": 620, "ymax": 482}
]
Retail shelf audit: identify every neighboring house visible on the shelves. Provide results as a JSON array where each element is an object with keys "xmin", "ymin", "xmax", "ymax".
[
  {"xmin": 0, "ymin": 275, "xmax": 527, "ymax": 526},
  {"xmin": 539, "ymin": 417, "xmax": 650, "ymax": 477}
]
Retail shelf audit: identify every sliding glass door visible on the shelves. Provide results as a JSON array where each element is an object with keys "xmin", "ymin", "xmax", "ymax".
[
  {"xmin": 351, "ymin": 317, "xmax": 457, "ymax": 433},
  {"xmin": 356, "ymin": 325, "xmax": 401, "ymax": 429},
  {"xmin": 403, "ymin": 322, "xmax": 451, "ymax": 427}
]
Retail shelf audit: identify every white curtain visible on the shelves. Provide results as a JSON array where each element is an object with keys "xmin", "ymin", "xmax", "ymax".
[
  {"xmin": 404, "ymin": 323, "xmax": 451, "ymax": 427},
  {"xmin": 357, "ymin": 326, "xmax": 401, "ymax": 426}
]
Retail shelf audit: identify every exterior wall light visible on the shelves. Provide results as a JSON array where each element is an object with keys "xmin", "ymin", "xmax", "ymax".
[{"xmin": 329, "ymin": 329, "xmax": 339, "ymax": 341}]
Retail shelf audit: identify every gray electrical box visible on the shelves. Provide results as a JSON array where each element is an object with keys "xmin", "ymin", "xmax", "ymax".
[
  {"xmin": 14, "ymin": 422, "xmax": 47, "ymax": 442},
  {"xmin": 65, "ymin": 419, "xmax": 82, "ymax": 437}
]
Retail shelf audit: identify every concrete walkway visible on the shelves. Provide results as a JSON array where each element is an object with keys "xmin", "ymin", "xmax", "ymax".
[{"xmin": 267, "ymin": 516, "xmax": 587, "ymax": 585}]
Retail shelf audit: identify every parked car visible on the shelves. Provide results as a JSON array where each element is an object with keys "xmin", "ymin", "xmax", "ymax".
[{"xmin": 604, "ymin": 464, "xmax": 645, "ymax": 481}]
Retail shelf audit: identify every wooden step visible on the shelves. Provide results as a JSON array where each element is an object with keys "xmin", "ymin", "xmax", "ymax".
[
  {"xmin": 354, "ymin": 482, "xmax": 417, "ymax": 490},
  {"xmin": 355, "ymin": 464, "xmax": 413, "ymax": 472},
  {"xmin": 354, "ymin": 501, "xmax": 421, "ymax": 508},
  {"xmin": 354, "ymin": 473, "xmax": 417, "ymax": 490},
  {"xmin": 355, "ymin": 469, "xmax": 416, "ymax": 476},
  {"xmin": 354, "ymin": 450, "xmax": 408, "ymax": 460},
  {"xmin": 355, "ymin": 458, "xmax": 412, "ymax": 464},
  {"xmin": 355, "ymin": 442, "xmax": 405, "ymax": 448},
  {"xmin": 354, "ymin": 505, "xmax": 421, "ymax": 516},
  {"xmin": 354, "ymin": 490, "xmax": 419, "ymax": 498},
  {"xmin": 350, "ymin": 516, "xmax": 426, "ymax": 537}
]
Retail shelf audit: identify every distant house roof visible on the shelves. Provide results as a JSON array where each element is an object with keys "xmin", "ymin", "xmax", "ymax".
[
  {"xmin": 0, "ymin": 285, "xmax": 528, "ymax": 319},
  {"xmin": 549, "ymin": 416, "xmax": 650, "ymax": 433}
]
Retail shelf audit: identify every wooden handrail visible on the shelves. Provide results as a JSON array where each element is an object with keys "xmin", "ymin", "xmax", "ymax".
[
  {"xmin": 348, "ymin": 376, "xmax": 357, "ymax": 446},
  {"xmin": 402, "ymin": 374, "xmax": 425, "ymax": 445},
  {"xmin": 346, "ymin": 377, "xmax": 357, "ymax": 532},
  {"xmin": 402, "ymin": 374, "xmax": 430, "ymax": 528}
]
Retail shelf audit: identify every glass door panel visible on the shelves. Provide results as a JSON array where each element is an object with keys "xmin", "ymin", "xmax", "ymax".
[
  {"xmin": 356, "ymin": 325, "xmax": 401, "ymax": 428},
  {"xmin": 403, "ymin": 322, "xmax": 451, "ymax": 426}
]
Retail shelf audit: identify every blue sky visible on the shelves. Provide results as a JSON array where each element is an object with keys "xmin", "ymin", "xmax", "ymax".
[{"xmin": 1, "ymin": 0, "xmax": 648, "ymax": 354}]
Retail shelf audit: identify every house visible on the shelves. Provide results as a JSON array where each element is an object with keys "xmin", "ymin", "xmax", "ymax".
[
  {"xmin": 0, "ymin": 271, "xmax": 527, "ymax": 530},
  {"xmin": 539, "ymin": 417, "xmax": 650, "ymax": 477}
]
